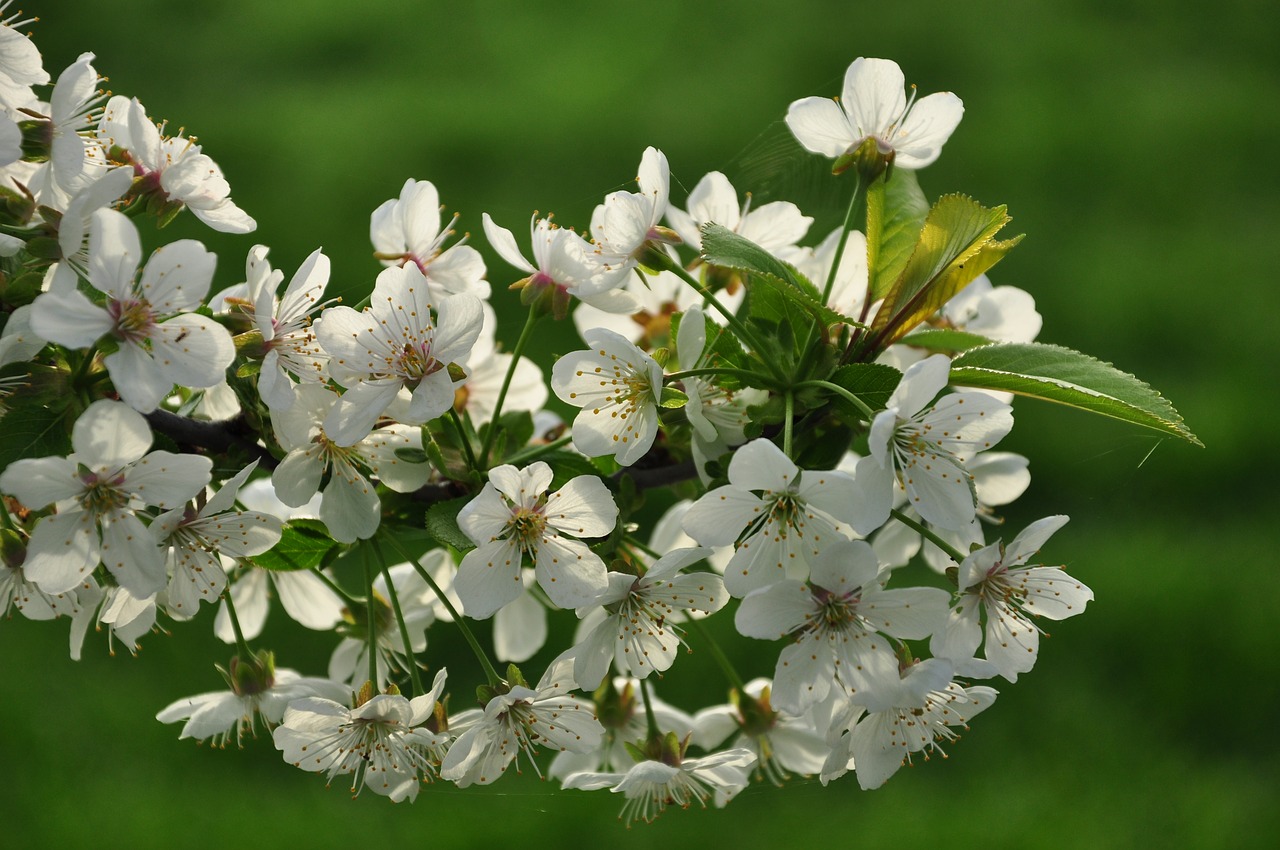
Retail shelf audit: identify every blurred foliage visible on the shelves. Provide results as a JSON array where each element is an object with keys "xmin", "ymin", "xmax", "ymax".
[{"xmin": 5, "ymin": 0, "xmax": 1278, "ymax": 847}]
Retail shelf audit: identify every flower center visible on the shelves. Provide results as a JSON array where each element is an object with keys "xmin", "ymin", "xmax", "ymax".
[{"xmin": 108, "ymin": 298, "xmax": 156, "ymax": 344}]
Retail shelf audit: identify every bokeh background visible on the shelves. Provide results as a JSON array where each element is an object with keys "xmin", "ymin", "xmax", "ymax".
[{"xmin": 4, "ymin": 1, "xmax": 1277, "ymax": 847}]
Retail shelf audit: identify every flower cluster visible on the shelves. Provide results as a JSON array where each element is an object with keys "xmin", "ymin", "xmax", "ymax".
[{"xmin": 2, "ymin": 10, "xmax": 1198, "ymax": 826}]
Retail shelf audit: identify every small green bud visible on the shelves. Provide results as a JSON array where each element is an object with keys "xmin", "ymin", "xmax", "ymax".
[{"xmin": 0, "ymin": 528, "xmax": 27, "ymax": 569}]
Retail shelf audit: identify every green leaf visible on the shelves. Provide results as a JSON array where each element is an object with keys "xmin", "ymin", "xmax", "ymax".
[
  {"xmin": 869, "ymin": 194, "xmax": 1022, "ymax": 351},
  {"xmin": 866, "ymin": 168, "xmax": 931, "ymax": 301},
  {"xmin": 659, "ymin": 386, "xmax": 688, "ymax": 409},
  {"xmin": 702, "ymin": 224, "xmax": 864, "ymax": 330},
  {"xmin": 898, "ymin": 328, "xmax": 994, "ymax": 353},
  {"xmin": 253, "ymin": 520, "xmax": 340, "ymax": 572},
  {"xmin": 949, "ymin": 342, "xmax": 1202, "ymax": 446},
  {"xmin": 424, "ymin": 496, "xmax": 476, "ymax": 552},
  {"xmin": 0, "ymin": 397, "xmax": 72, "ymax": 475},
  {"xmin": 827, "ymin": 363, "xmax": 902, "ymax": 417}
]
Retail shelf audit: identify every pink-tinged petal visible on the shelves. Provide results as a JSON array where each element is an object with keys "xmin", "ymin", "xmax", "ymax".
[
  {"xmin": 323, "ymin": 379, "xmax": 402, "ymax": 447},
  {"xmin": 809, "ymin": 539, "xmax": 878, "ymax": 594},
  {"xmin": 796, "ymin": 468, "xmax": 861, "ymax": 526},
  {"xmin": 99, "ymin": 511, "xmax": 166, "ymax": 596},
  {"xmin": 23, "ymin": 510, "xmax": 99, "ymax": 594},
  {"xmin": 482, "ymin": 213, "xmax": 535, "ymax": 274},
  {"xmin": 785, "ymin": 96, "xmax": 855, "ymax": 158},
  {"xmin": 426, "ymin": 245, "xmax": 489, "ymax": 299},
  {"xmin": 493, "ymin": 577, "xmax": 547, "ymax": 663},
  {"xmin": 922, "ymin": 392, "xmax": 1014, "ymax": 455},
  {"xmin": 544, "ymin": 475, "xmax": 617, "ymax": 539},
  {"xmin": 772, "ymin": 638, "xmax": 834, "ymax": 714},
  {"xmin": 29, "ymin": 289, "xmax": 114, "ymax": 349},
  {"xmin": 685, "ymin": 171, "xmax": 741, "ymax": 232},
  {"xmin": 272, "ymin": 447, "xmax": 326, "ymax": 507},
  {"xmin": 862, "ymin": 586, "xmax": 951, "ymax": 640},
  {"xmin": 889, "ymin": 354, "xmax": 950, "ymax": 417},
  {"xmin": 680, "ymin": 485, "xmax": 763, "ymax": 547},
  {"xmin": 930, "ymin": 595, "xmax": 983, "ymax": 662},
  {"xmin": 0, "ymin": 457, "xmax": 79, "ymax": 508},
  {"xmin": 734, "ymin": 580, "xmax": 811, "ymax": 639},
  {"xmin": 737, "ymin": 201, "xmax": 813, "ymax": 255},
  {"xmin": 1004, "ymin": 515, "xmax": 1070, "ymax": 565},
  {"xmin": 88, "ymin": 208, "xmax": 142, "ymax": 299},
  {"xmin": 850, "ymin": 453, "xmax": 894, "ymax": 536},
  {"xmin": 318, "ymin": 466, "xmax": 381, "ymax": 543},
  {"xmin": 902, "ymin": 454, "xmax": 977, "ymax": 531},
  {"xmin": 893, "ymin": 92, "xmax": 964, "ymax": 170},
  {"xmin": 726, "ymin": 438, "xmax": 797, "ymax": 492},
  {"xmin": 533, "ymin": 534, "xmax": 608, "ymax": 609},
  {"xmin": 149, "ymin": 314, "xmax": 235, "ymax": 388},
  {"xmin": 274, "ymin": 570, "xmax": 344, "ymax": 630},
  {"xmin": 1016, "ymin": 567, "xmax": 1092, "ymax": 620},
  {"xmin": 432, "ymin": 293, "xmax": 485, "ymax": 365},
  {"xmin": 405, "ymin": 369, "xmax": 457, "ymax": 425},
  {"xmin": 103, "ymin": 344, "xmax": 173, "ymax": 413},
  {"xmin": 458, "ymin": 485, "xmax": 516, "ymax": 545},
  {"xmin": 140, "ymin": 239, "xmax": 217, "ymax": 313},
  {"xmin": 358, "ymin": 425, "xmax": 432, "ymax": 493},
  {"xmin": 970, "ymin": 451, "xmax": 1031, "ymax": 506},
  {"xmin": 455, "ymin": 539, "xmax": 525, "ymax": 619},
  {"xmin": 72, "ymin": 399, "xmax": 153, "ymax": 469},
  {"xmin": 984, "ymin": 605, "xmax": 1039, "ymax": 681},
  {"xmin": 123, "ymin": 450, "xmax": 212, "ymax": 508},
  {"xmin": 841, "ymin": 58, "xmax": 907, "ymax": 140}
]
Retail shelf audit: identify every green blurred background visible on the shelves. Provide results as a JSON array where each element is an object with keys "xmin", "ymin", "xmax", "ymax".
[{"xmin": 5, "ymin": 1, "xmax": 1277, "ymax": 847}]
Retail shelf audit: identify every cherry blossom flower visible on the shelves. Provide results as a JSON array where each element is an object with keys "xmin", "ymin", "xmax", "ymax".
[
  {"xmin": 551, "ymin": 327, "xmax": 664, "ymax": 466},
  {"xmin": 371, "ymin": 178, "xmax": 488, "ymax": 298},
  {"xmin": 96, "ymin": 95, "xmax": 255, "ymax": 233},
  {"xmin": 856, "ymin": 354, "xmax": 1014, "ymax": 532},
  {"xmin": 569, "ymin": 545, "xmax": 727, "ymax": 690},
  {"xmin": 570, "ymin": 267, "xmax": 744, "ymax": 350},
  {"xmin": 0, "ymin": 399, "xmax": 211, "ymax": 597},
  {"xmin": 151, "ymin": 462, "xmax": 284, "ymax": 619},
  {"xmin": 245, "ymin": 245, "xmax": 333, "ymax": 411},
  {"xmin": 157, "ymin": 653, "xmax": 347, "ymax": 747},
  {"xmin": 483, "ymin": 212, "xmax": 635, "ymax": 317},
  {"xmin": 441, "ymin": 653, "xmax": 603, "ymax": 787},
  {"xmin": 271, "ymin": 384, "xmax": 433, "ymax": 543},
  {"xmin": 549, "ymin": 678, "xmax": 696, "ymax": 780},
  {"xmin": 454, "ymin": 461, "xmax": 615, "ymax": 618},
  {"xmin": 821, "ymin": 659, "xmax": 997, "ymax": 790},
  {"xmin": 931, "ymin": 515, "xmax": 1092, "ymax": 681},
  {"xmin": 316, "ymin": 263, "xmax": 484, "ymax": 446},
  {"xmin": 666, "ymin": 170, "xmax": 811, "ymax": 255},
  {"xmin": 735, "ymin": 539, "xmax": 949, "ymax": 713},
  {"xmin": 681, "ymin": 438, "xmax": 867, "ymax": 597},
  {"xmin": 562, "ymin": 746, "xmax": 757, "ymax": 825},
  {"xmin": 786, "ymin": 57, "xmax": 963, "ymax": 172},
  {"xmin": 274, "ymin": 670, "xmax": 451, "ymax": 801},
  {"xmin": 588, "ymin": 146, "xmax": 675, "ymax": 281},
  {"xmin": 692, "ymin": 678, "xmax": 828, "ymax": 785},
  {"xmin": 29, "ymin": 208, "xmax": 233, "ymax": 413}
]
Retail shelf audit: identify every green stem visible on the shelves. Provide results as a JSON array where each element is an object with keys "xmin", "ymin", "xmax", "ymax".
[
  {"xmin": 638, "ymin": 676, "xmax": 661, "ymax": 739},
  {"xmin": 447, "ymin": 409, "xmax": 481, "ymax": 473},
  {"xmin": 387, "ymin": 535, "xmax": 503, "ymax": 687},
  {"xmin": 685, "ymin": 617, "xmax": 747, "ymax": 694},
  {"xmin": 479, "ymin": 306, "xmax": 541, "ymax": 466},
  {"xmin": 221, "ymin": 587, "xmax": 254, "ymax": 661},
  {"xmin": 821, "ymin": 174, "xmax": 864, "ymax": 305},
  {"xmin": 501, "ymin": 434, "xmax": 573, "ymax": 467},
  {"xmin": 309, "ymin": 565, "xmax": 362, "ymax": 609},
  {"xmin": 363, "ymin": 552, "xmax": 380, "ymax": 687},
  {"xmin": 653, "ymin": 257, "xmax": 787, "ymax": 384},
  {"xmin": 783, "ymin": 391, "xmax": 794, "ymax": 457},
  {"xmin": 794, "ymin": 379, "xmax": 877, "ymax": 421},
  {"xmin": 664, "ymin": 367, "xmax": 769, "ymax": 385},
  {"xmin": 889, "ymin": 508, "xmax": 967, "ymax": 565},
  {"xmin": 371, "ymin": 537, "xmax": 424, "ymax": 695}
]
